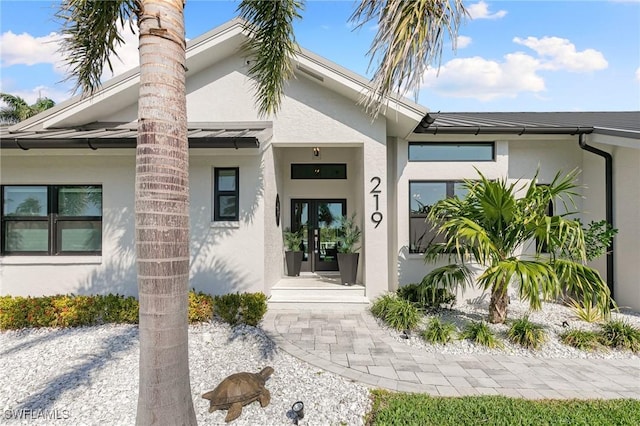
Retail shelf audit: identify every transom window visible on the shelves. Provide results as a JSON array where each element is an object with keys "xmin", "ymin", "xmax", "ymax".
[
  {"xmin": 1, "ymin": 185, "xmax": 102, "ymax": 255},
  {"xmin": 213, "ymin": 168, "xmax": 239, "ymax": 221},
  {"xmin": 409, "ymin": 181, "xmax": 468, "ymax": 253},
  {"xmin": 291, "ymin": 164, "xmax": 347, "ymax": 179},
  {"xmin": 409, "ymin": 142, "xmax": 494, "ymax": 161}
]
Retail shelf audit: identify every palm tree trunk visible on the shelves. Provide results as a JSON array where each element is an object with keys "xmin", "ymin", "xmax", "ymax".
[
  {"xmin": 135, "ymin": 1, "xmax": 196, "ymax": 424},
  {"xmin": 488, "ymin": 284, "xmax": 509, "ymax": 324}
]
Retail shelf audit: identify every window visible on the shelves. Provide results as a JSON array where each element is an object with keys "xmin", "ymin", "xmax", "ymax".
[
  {"xmin": 409, "ymin": 142, "xmax": 494, "ymax": 161},
  {"xmin": 213, "ymin": 168, "xmax": 239, "ymax": 221},
  {"xmin": 291, "ymin": 164, "xmax": 347, "ymax": 179},
  {"xmin": 1, "ymin": 185, "xmax": 102, "ymax": 255},
  {"xmin": 409, "ymin": 181, "xmax": 467, "ymax": 253}
]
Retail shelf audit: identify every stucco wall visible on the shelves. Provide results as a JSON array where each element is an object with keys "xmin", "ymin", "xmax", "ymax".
[
  {"xmin": 0, "ymin": 150, "xmax": 138, "ymax": 297},
  {"xmin": 393, "ymin": 136, "xmax": 594, "ymax": 303},
  {"xmin": 612, "ymin": 145, "xmax": 640, "ymax": 311}
]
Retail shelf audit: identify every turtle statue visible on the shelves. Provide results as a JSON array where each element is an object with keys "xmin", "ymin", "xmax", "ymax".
[{"xmin": 202, "ymin": 366, "xmax": 274, "ymax": 423}]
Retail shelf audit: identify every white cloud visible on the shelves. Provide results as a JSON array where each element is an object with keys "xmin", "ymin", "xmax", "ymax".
[
  {"xmin": 422, "ymin": 53, "xmax": 545, "ymax": 100},
  {"xmin": 467, "ymin": 1, "xmax": 507, "ymax": 20},
  {"xmin": 636, "ymin": 67, "xmax": 640, "ymax": 82},
  {"xmin": 455, "ymin": 35, "xmax": 472, "ymax": 49},
  {"xmin": 0, "ymin": 31, "xmax": 67, "ymax": 73},
  {"xmin": 513, "ymin": 36, "xmax": 608, "ymax": 72}
]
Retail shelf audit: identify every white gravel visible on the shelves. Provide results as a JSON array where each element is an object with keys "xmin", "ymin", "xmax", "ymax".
[
  {"xmin": 1, "ymin": 296, "xmax": 638, "ymax": 425},
  {"xmin": 382, "ymin": 292, "xmax": 640, "ymax": 360},
  {"xmin": 0, "ymin": 321, "xmax": 370, "ymax": 425}
]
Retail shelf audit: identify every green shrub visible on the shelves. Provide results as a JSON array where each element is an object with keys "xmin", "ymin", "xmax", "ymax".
[
  {"xmin": 560, "ymin": 329, "xmax": 603, "ymax": 352},
  {"xmin": 422, "ymin": 317, "xmax": 456, "ymax": 344},
  {"xmin": 461, "ymin": 321, "xmax": 503, "ymax": 348},
  {"xmin": 508, "ymin": 316, "xmax": 547, "ymax": 350},
  {"xmin": 188, "ymin": 290, "xmax": 214, "ymax": 323},
  {"xmin": 213, "ymin": 292, "xmax": 267, "ymax": 327},
  {"xmin": 384, "ymin": 298, "xmax": 421, "ymax": 331},
  {"xmin": 370, "ymin": 293, "xmax": 397, "ymax": 319},
  {"xmin": 397, "ymin": 281, "xmax": 456, "ymax": 310},
  {"xmin": 0, "ymin": 296, "xmax": 31, "ymax": 329},
  {"xmin": 599, "ymin": 320, "xmax": 640, "ymax": 352}
]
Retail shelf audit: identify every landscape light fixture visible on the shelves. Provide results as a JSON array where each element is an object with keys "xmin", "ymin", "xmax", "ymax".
[
  {"xmin": 292, "ymin": 401, "xmax": 304, "ymax": 420},
  {"xmin": 312, "ymin": 147, "xmax": 320, "ymax": 157}
]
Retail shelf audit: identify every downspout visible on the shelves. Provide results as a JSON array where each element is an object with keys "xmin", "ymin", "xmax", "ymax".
[{"xmin": 578, "ymin": 133, "xmax": 614, "ymax": 298}]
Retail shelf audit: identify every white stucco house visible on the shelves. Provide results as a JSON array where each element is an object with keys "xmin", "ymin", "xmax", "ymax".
[{"xmin": 1, "ymin": 19, "xmax": 638, "ymax": 311}]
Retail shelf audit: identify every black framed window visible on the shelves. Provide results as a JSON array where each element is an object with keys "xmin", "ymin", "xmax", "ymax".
[
  {"xmin": 409, "ymin": 181, "xmax": 468, "ymax": 253},
  {"xmin": 291, "ymin": 164, "xmax": 347, "ymax": 179},
  {"xmin": 409, "ymin": 142, "xmax": 494, "ymax": 161},
  {"xmin": 1, "ymin": 185, "xmax": 102, "ymax": 255},
  {"xmin": 214, "ymin": 168, "xmax": 239, "ymax": 221}
]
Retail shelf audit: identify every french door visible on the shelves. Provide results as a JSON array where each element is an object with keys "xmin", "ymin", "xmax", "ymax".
[{"xmin": 291, "ymin": 199, "xmax": 346, "ymax": 272}]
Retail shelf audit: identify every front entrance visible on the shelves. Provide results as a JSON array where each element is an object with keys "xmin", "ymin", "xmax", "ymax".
[{"xmin": 291, "ymin": 199, "xmax": 346, "ymax": 272}]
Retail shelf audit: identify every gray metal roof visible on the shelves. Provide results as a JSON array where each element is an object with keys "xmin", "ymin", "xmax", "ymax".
[
  {"xmin": 0, "ymin": 122, "xmax": 272, "ymax": 150},
  {"xmin": 414, "ymin": 111, "xmax": 640, "ymax": 139}
]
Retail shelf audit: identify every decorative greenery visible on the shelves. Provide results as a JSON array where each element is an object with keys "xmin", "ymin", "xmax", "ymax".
[
  {"xmin": 213, "ymin": 292, "xmax": 268, "ymax": 327},
  {"xmin": 421, "ymin": 317, "xmax": 457, "ymax": 345},
  {"xmin": 579, "ymin": 219, "xmax": 618, "ymax": 261},
  {"xmin": 567, "ymin": 296, "xmax": 606, "ymax": 323},
  {"xmin": 421, "ymin": 169, "xmax": 613, "ymax": 324},
  {"xmin": 336, "ymin": 213, "xmax": 362, "ymax": 254},
  {"xmin": 599, "ymin": 320, "xmax": 640, "ymax": 352},
  {"xmin": 283, "ymin": 227, "xmax": 303, "ymax": 252},
  {"xmin": 461, "ymin": 321, "xmax": 503, "ymax": 349},
  {"xmin": 370, "ymin": 294, "xmax": 420, "ymax": 331},
  {"xmin": 397, "ymin": 280, "xmax": 456, "ymax": 310},
  {"xmin": 370, "ymin": 293, "xmax": 397, "ymax": 319},
  {"xmin": 0, "ymin": 294, "xmax": 139, "ymax": 329},
  {"xmin": 0, "ymin": 93, "xmax": 55, "ymax": 124},
  {"xmin": 559, "ymin": 329, "xmax": 603, "ymax": 352},
  {"xmin": 188, "ymin": 291, "xmax": 214, "ymax": 323},
  {"xmin": 384, "ymin": 298, "xmax": 421, "ymax": 331},
  {"xmin": 508, "ymin": 316, "xmax": 547, "ymax": 350},
  {"xmin": 367, "ymin": 390, "xmax": 640, "ymax": 426}
]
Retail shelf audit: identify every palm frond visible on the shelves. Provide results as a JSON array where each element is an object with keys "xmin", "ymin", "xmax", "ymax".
[
  {"xmin": 238, "ymin": 0, "xmax": 303, "ymax": 116},
  {"xmin": 57, "ymin": 0, "xmax": 138, "ymax": 94},
  {"xmin": 350, "ymin": 0, "xmax": 466, "ymax": 117},
  {"xmin": 478, "ymin": 259, "xmax": 559, "ymax": 310},
  {"xmin": 419, "ymin": 263, "xmax": 471, "ymax": 298},
  {"xmin": 553, "ymin": 259, "xmax": 613, "ymax": 318}
]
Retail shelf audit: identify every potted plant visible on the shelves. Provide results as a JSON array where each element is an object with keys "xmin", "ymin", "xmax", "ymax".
[
  {"xmin": 283, "ymin": 227, "xmax": 304, "ymax": 276},
  {"xmin": 336, "ymin": 213, "xmax": 362, "ymax": 285}
]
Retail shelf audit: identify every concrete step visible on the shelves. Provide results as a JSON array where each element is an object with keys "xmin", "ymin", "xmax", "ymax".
[{"xmin": 268, "ymin": 275, "xmax": 370, "ymax": 309}]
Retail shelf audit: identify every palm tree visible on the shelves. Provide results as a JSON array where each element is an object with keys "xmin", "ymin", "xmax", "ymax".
[
  {"xmin": 0, "ymin": 93, "xmax": 55, "ymax": 124},
  {"xmin": 421, "ymin": 170, "xmax": 612, "ymax": 324},
  {"xmin": 57, "ymin": 0, "xmax": 466, "ymax": 423}
]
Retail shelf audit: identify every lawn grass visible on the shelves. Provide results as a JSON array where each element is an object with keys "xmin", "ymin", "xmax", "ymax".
[{"xmin": 367, "ymin": 390, "xmax": 640, "ymax": 426}]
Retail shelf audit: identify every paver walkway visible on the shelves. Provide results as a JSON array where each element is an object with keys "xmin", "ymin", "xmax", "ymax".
[{"xmin": 262, "ymin": 309, "xmax": 640, "ymax": 399}]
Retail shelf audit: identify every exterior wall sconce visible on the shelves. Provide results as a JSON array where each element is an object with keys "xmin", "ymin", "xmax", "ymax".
[{"xmin": 312, "ymin": 147, "xmax": 320, "ymax": 158}]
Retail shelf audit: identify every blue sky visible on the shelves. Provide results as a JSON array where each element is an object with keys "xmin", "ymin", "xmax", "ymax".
[{"xmin": 1, "ymin": 0, "xmax": 639, "ymax": 112}]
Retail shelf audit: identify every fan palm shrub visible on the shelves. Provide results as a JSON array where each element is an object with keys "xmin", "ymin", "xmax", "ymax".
[{"xmin": 422, "ymin": 170, "xmax": 613, "ymax": 324}]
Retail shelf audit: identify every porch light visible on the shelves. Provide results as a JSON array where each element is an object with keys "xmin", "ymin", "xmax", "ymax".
[
  {"xmin": 292, "ymin": 401, "xmax": 304, "ymax": 420},
  {"xmin": 312, "ymin": 147, "xmax": 320, "ymax": 157}
]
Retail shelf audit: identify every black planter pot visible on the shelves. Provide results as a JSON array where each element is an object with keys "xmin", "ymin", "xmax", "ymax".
[
  {"xmin": 285, "ymin": 251, "xmax": 303, "ymax": 276},
  {"xmin": 337, "ymin": 253, "xmax": 359, "ymax": 285}
]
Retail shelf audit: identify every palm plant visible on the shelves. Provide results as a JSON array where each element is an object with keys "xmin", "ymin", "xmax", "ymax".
[
  {"xmin": 56, "ymin": 0, "xmax": 467, "ymax": 423},
  {"xmin": 423, "ymin": 170, "xmax": 612, "ymax": 324},
  {"xmin": 0, "ymin": 93, "xmax": 55, "ymax": 124}
]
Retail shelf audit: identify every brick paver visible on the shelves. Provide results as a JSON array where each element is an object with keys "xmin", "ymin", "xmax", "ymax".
[{"xmin": 263, "ymin": 309, "xmax": 640, "ymax": 398}]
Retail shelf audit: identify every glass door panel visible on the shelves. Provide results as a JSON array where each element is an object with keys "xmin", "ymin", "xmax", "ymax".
[{"xmin": 291, "ymin": 199, "xmax": 346, "ymax": 272}]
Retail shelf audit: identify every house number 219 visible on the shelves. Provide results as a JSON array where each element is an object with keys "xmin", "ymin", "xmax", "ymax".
[{"xmin": 370, "ymin": 176, "xmax": 383, "ymax": 228}]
